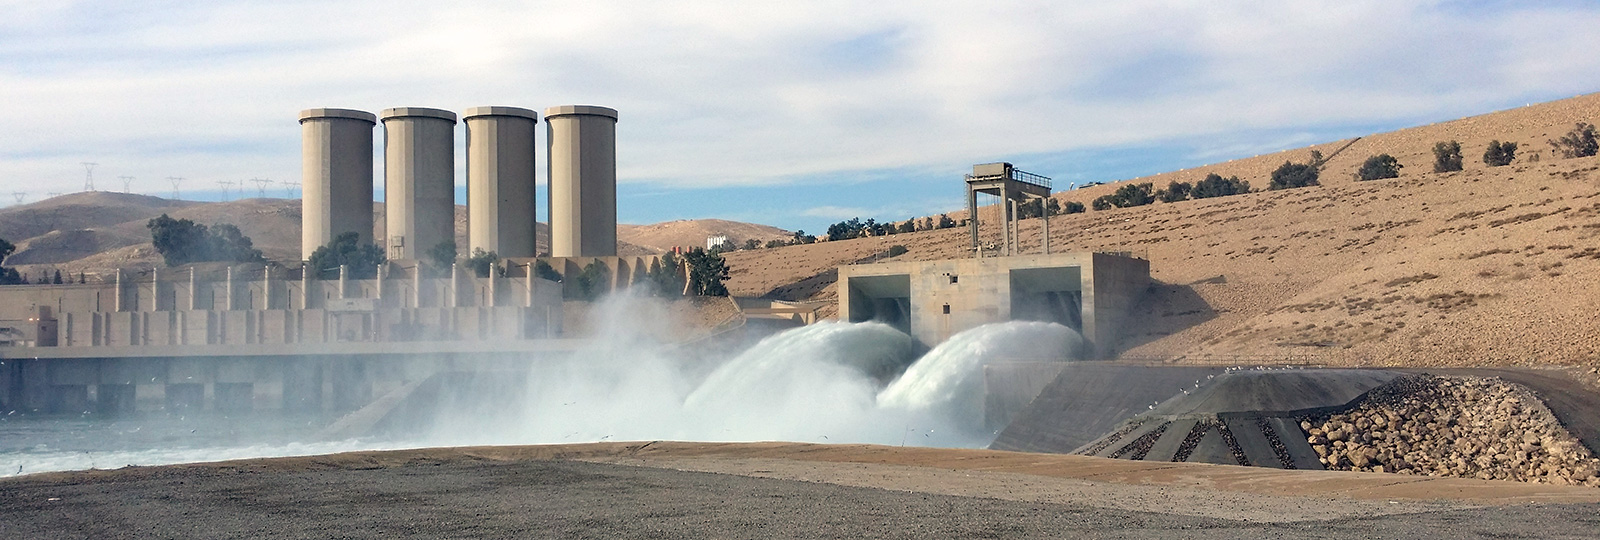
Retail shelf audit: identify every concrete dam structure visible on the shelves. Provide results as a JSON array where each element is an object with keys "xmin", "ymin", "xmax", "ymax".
[{"xmin": 299, "ymin": 108, "xmax": 377, "ymax": 260}]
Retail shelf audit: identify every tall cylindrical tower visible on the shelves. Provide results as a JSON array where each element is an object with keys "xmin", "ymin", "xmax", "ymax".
[
  {"xmin": 299, "ymin": 108, "xmax": 376, "ymax": 260},
  {"xmin": 463, "ymin": 106, "xmax": 539, "ymax": 258},
  {"xmin": 545, "ymin": 105, "xmax": 618, "ymax": 258},
  {"xmin": 380, "ymin": 107, "xmax": 457, "ymax": 261}
]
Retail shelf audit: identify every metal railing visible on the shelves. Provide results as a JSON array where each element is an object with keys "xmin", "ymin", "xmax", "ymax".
[{"xmin": 1011, "ymin": 168, "xmax": 1052, "ymax": 190}]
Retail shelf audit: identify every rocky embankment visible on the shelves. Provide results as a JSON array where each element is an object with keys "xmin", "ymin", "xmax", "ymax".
[{"xmin": 1301, "ymin": 376, "xmax": 1600, "ymax": 487}]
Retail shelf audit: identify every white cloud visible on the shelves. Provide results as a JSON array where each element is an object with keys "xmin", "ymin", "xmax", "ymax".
[{"xmin": 1, "ymin": 0, "xmax": 1599, "ymax": 204}]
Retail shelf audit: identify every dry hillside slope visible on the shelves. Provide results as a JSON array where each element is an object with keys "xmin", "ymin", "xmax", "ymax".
[
  {"xmin": 725, "ymin": 92, "xmax": 1600, "ymax": 369},
  {"xmin": 0, "ymin": 195, "xmax": 767, "ymax": 274}
]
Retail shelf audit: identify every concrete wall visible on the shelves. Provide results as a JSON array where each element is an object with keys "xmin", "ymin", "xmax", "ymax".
[
  {"xmin": 464, "ymin": 106, "xmax": 540, "ymax": 258},
  {"xmin": 837, "ymin": 252, "xmax": 1148, "ymax": 357},
  {"xmin": 545, "ymin": 105, "xmax": 618, "ymax": 257},
  {"xmin": 300, "ymin": 108, "xmax": 376, "ymax": 260},
  {"xmin": 382, "ymin": 107, "xmax": 458, "ymax": 261}
]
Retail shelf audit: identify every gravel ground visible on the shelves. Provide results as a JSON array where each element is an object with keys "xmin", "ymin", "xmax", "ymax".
[{"xmin": 5, "ymin": 457, "xmax": 1600, "ymax": 539}]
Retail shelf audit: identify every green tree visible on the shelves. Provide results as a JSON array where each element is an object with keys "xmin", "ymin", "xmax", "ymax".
[
  {"xmin": 306, "ymin": 232, "xmax": 386, "ymax": 279},
  {"xmin": 533, "ymin": 259, "xmax": 562, "ymax": 282},
  {"xmin": 573, "ymin": 260, "xmax": 611, "ymax": 300},
  {"xmin": 464, "ymin": 248, "xmax": 501, "ymax": 278},
  {"xmin": 791, "ymin": 230, "xmax": 816, "ymax": 244},
  {"xmin": 0, "ymin": 237, "xmax": 21, "ymax": 285},
  {"xmin": 52, "ymin": 269, "xmax": 62, "ymax": 284},
  {"xmin": 1433, "ymin": 141, "xmax": 1464, "ymax": 172},
  {"xmin": 1191, "ymin": 173, "xmax": 1250, "ymax": 198},
  {"xmin": 743, "ymin": 238, "xmax": 761, "ymax": 250},
  {"xmin": 425, "ymin": 240, "xmax": 458, "ymax": 274},
  {"xmin": 765, "ymin": 239, "xmax": 786, "ymax": 249},
  {"xmin": 936, "ymin": 214, "xmax": 955, "ymax": 229},
  {"xmin": 1483, "ymin": 140, "xmax": 1518, "ymax": 166},
  {"xmin": 1550, "ymin": 122, "xmax": 1599, "ymax": 159},
  {"xmin": 683, "ymin": 248, "xmax": 729, "ymax": 296},
  {"xmin": 1045, "ymin": 198, "xmax": 1061, "ymax": 216},
  {"xmin": 1158, "ymin": 181, "xmax": 1192, "ymax": 203},
  {"xmin": 1269, "ymin": 161, "xmax": 1320, "ymax": 190},
  {"xmin": 1063, "ymin": 201, "xmax": 1086, "ymax": 214},
  {"xmin": 147, "ymin": 214, "xmax": 263, "ymax": 266},
  {"xmin": 646, "ymin": 252, "xmax": 682, "ymax": 296},
  {"xmin": 1096, "ymin": 183, "xmax": 1155, "ymax": 208},
  {"xmin": 1357, "ymin": 154, "xmax": 1403, "ymax": 181}
]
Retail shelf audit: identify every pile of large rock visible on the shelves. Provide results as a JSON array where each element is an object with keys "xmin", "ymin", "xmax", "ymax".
[{"xmin": 1301, "ymin": 375, "xmax": 1600, "ymax": 487}]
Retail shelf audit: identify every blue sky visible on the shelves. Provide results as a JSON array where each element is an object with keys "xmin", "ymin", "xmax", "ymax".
[{"xmin": 2, "ymin": 1, "xmax": 1600, "ymax": 233}]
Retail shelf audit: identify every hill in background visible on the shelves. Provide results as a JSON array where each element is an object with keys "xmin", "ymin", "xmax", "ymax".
[
  {"xmin": 723, "ymin": 92, "xmax": 1600, "ymax": 369},
  {"xmin": 0, "ymin": 194, "xmax": 789, "ymax": 277}
]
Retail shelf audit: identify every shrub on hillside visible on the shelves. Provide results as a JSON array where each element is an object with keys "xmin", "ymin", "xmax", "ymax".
[
  {"xmin": 1433, "ymin": 141, "xmax": 1464, "ymax": 172},
  {"xmin": 1549, "ymin": 122, "xmax": 1599, "ymax": 159},
  {"xmin": 1063, "ymin": 200, "xmax": 1086, "ymax": 214},
  {"xmin": 1483, "ymin": 140, "xmax": 1518, "ymax": 166},
  {"xmin": 1268, "ymin": 161, "xmax": 1320, "ymax": 190},
  {"xmin": 147, "ymin": 214, "xmax": 265, "ymax": 267},
  {"xmin": 1356, "ymin": 154, "xmax": 1402, "ymax": 181},
  {"xmin": 887, "ymin": 244, "xmax": 908, "ymax": 257},
  {"xmin": 1191, "ymin": 173, "xmax": 1250, "ymax": 199},
  {"xmin": 1157, "ymin": 181, "xmax": 1191, "ymax": 203},
  {"xmin": 1093, "ymin": 183, "xmax": 1155, "ymax": 210}
]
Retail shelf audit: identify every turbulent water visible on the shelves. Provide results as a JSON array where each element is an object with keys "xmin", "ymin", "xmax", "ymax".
[{"xmin": 1, "ymin": 294, "xmax": 1080, "ymax": 478}]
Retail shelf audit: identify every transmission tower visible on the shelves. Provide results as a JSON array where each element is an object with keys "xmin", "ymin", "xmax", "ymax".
[
  {"xmin": 167, "ymin": 177, "xmax": 184, "ymax": 200},
  {"xmin": 120, "ymin": 176, "xmax": 134, "ymax": 193},
  {"xmin": 250, "ymin": 178, "xmax": 273, "ymax": 198},
  {"xmin": 11, "ymin": 192, "xmax": 24, "ymax": 204},
  {"xmin": 216, "ymin": 180, "xmax": 237, "ymax": 201},
  {"xmin": 47, "ymin": 192, "xmax": 62, "ymax": 198},
  {"xmin": 282, "ymin": 180, "xmax": 301, "ymax": 199},
  {"xmin": 81, "ymin": 162, "xmax": 97, "ymax": 191}
]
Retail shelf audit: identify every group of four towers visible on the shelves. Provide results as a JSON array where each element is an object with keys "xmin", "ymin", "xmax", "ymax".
[{"xmin": 298, "ymin": 104, "xmax": 619, "ymax": 263}]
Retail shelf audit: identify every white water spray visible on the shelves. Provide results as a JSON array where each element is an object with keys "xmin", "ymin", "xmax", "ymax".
[{"xmin": 419, "ymin": 294, "xmax": 1083, "ymax": 448}]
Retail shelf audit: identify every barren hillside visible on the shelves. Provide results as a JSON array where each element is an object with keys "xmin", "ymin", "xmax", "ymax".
[
  {"xmin": 725, "ymin": 92, "xmax": 1600, "ymax": 369},
  {"xmin": 0, "ymin": 194, "xmax": 740, "ymax": 274}
]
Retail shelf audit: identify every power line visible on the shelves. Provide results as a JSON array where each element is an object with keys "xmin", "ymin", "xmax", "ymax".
[
  {"xmin": 216, "ymin": 180, "xmax": 236, "ymax": 201},
  {"xmin": 81, "ymin": 162, "xmax": 97, "ymax": 192},
  {"xmin": 250, "ymin": 178, "xmax": 273, "ymax": 198},
  {"xmin": 281, "ymin": 180, "xmax": 301, "ymax": 199},
  {"xmin": 11, "ymin": 192, "xmax": 24, "ymax": 204},
  {"xmin": 120, "ymin": 176, "xmax": 134, "ymax": 193},
  {"xmin": 167, "ymin": 177, "xmax": 184, "ymax": 200}
]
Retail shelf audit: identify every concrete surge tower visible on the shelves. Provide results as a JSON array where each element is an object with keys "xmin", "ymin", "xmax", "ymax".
[
  {"xmin": 299, "ymin": 108, "xmax": 376, "ymax": 260},
  {"xmin": 463, "ymin": 106, "xmax": 539, "ymax": 258},
  {"xmin": 545, "ymin": 105, "xmax": 618, "ymax": 257},
  {"xmin": 380, "ymin": 107, "xmax": 458, "ymax": 261}
]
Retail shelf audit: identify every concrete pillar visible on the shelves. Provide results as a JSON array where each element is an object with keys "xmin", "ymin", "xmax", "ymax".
[
  {"xmin": 300, "ymin": 108, "xmax": 377, "ymax": 260},
  {"xmin": 149, "ymin": 267, "xmax": 160, "ymax": 312},
  {"xmin": 413, "ymin": 263, "xmax": 423, "ymax": 308},
  {"xmin": 339, "ymin": 264, "xmax": 349, "ymax": 300},
  {"xmin": 115, "ymin": 269, "xmax": 125, "ymax": 312},
  {"xmin": 381, "ymin": 107, "xmax": 457, "ymax": 261},
  {"xmin": 329, "ymin": 358, "xmax": 371, "ymax": 412},
  {"xmin": 525, "ymin": 262, "xmax": 535, "ymax": 307},
  {"xmin": 488, "ymin": 269, "xmax": 498, "ymax": 307},
  {"xmin": 376, "ymin": 264, "xmax": 386, "ymax": 302},
  {"xmin": 1008, "ymin": 198, "xmax": 1018, "ymax": 257},
  {"xmin": 226, "ymin": 266, "xmax": 236, "ymax": 311},
  {"xmin": 189, "ymin": 267, "xmax": 199, "ymax": 310},
  {"xmin": 301, "ymin": 264, "xmax": 312, "ymax": 309},
  {"xmin": 450, "ymin": 263, "xmax": 460, "ymax": 308},
  {"xmin": 1042, "ymin": 198, "xmax": 1051, "ymax": 255},
  {"xmin": 967, "ymin": 188, "xmax": 980, "ymax": 257},
  {"xmin": 464, "ymin": 106, "xmax": 539, "ymax": 258},
  {"xmin": 545, "ymin": 105, "xmax": 619, "ymax": 257}
]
